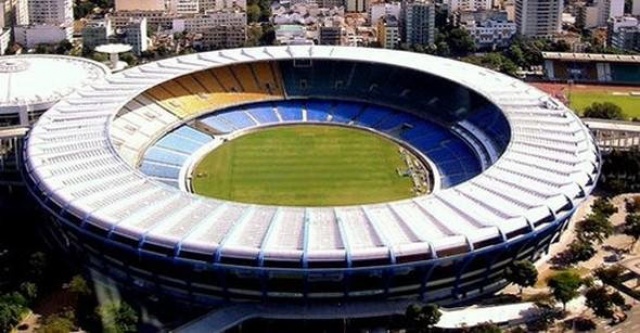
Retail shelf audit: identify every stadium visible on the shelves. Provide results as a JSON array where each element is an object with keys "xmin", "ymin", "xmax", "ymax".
[{"xmin": 23, "ymin": 46, "xmax": 599, "ymax": 308}]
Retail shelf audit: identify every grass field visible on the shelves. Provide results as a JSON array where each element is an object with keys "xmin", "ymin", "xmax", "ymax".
[
  {"xmin": 192, "ymin": 125, "xmax": 414, "ymax": 206},
  {"xmin": 569, "ymin": 92, "xmax": 640, "ymax": 118}
]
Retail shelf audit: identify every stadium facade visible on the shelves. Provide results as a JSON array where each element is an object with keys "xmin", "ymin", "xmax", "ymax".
[{"xmin": 23, "ymin": 46, "xmax": 599, "ymax": 307}]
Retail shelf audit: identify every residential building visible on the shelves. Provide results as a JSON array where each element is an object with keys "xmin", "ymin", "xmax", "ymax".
[
  {"xmin": 122, "ymin": 17, "xmax": 148, "ymax": 55},
  {"xmin": 274, "ymin": 24, "xmax": 312, "ymax": 45},
  {"xmin": 634, "ymin": 0, "xmax": 640, "ymax": 16},
  {"xmin": 370, "ymin": 2, "xmax": 401, "ymax": 26},
  {"xmin": 405, "ymin": 0, "xmax": 435, "ymax": 46},
  {"xmin": 515, "ymin": 0, "xmax": 562, "ymax": 37},
  {"xmin": 608, "ymin": 16, "xmax": 640, "ymax": 51},
  {"xmin": 196, "ymin": 25, "xmax": 245, "ymax": 49},
  {"xmin": 575, "ymin": 3, "xmax": 599, "ymax": 29},
  {"xmin": 597, "ymin": 0, "xmax": 624, "ymax": 26},
  {"xmin": 346, "ymin": 0, "xmax": 367, "ymax": 13},
  {"xmin": 319, "ymin": 25, "xmax": 341, "ymax": 45},
  {"xmin": 115, "ymin": 0, "xmax": 165, "ymax": 11},
  {"xmin": 447, "ymin": 0, "xmax": 492, "ymax": 12},
  {"xmin": 108, "ymin": 11, "xmax": 174, "ymax": 29},
  {"xmin": 200, "ymin": 0, "xmax": 246, "ymax": 11},
  {"xmin": 462, "ymin": 19, "xmax": 515, "ymax": 49},
  {"xmin": 28, "ymin": 0, "xmax": 73, "ymax": 26},
  {"xmin": 377, "ymin": 14, "xmax": 399, "ymax": 49},
  {"xmin": 173, "ymin": 10, "xmax": 245, "ymax": 32},
  {"xmin": 170, "ymin": 0, "xmax": 199, "ymax": 14},
  {"xmin": 82, "ymin": 19, "xmax": 112, "ymax": 51},
  {"xmin": 0, "ymin": 28, "xmax": 10, "ymax": 54},
  {"xmin": 14, "ymin": 24, "xmax": 69, "ymax": 47}
]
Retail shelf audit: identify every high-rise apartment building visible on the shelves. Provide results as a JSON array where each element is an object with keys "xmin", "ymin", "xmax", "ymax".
[
  {"xmin": 515, "ymin": 0, "xmax": 562, "ymax": 37},
  {"xmin": 405, "ymin": 1, "xmax": 435, "ymax": 46},
  {"xmin": 122, "ymin": 17, "xmax": 148, "ymax": 55},
  {"xmin": 447, "ymin": 0, "xmax": 492, "ymax": 12},
  {"xmin": 27, "ymin": 0, "xmax": 73, "ymax": 26}
]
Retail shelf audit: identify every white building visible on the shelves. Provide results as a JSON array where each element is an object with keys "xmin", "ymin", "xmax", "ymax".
[
  {"xmin": 115, "ymin": 0, "xmax": 165, "ymax": 11},
  {"xmin": 576, "ymin": 4, "xmax": 599, "ymax": 29},
  {"xmin": 0, "ymin": 28, "xmax": 10, "ymax": 54},
  {"xmin": 122, "ymin": 17, "xmax": 148, "ymax": 55},
  {"xmin": 447, "ymin": 0, "xmax": 492, "ymax": 12},
  {"xmin": 199, "ymin": 0, "xmax": 246, "ymax": 12},
  {"xmin": 462, "ymin": 19, "xmax": 516, "ymax": 49},
  {"xmin": 598, "ymin": 0, "xmax": 624, "ymax": 26},
  {"xmin": 346, "ymin": 0, "xmax": 367, "ymax": 13},
  {"xmin": 172, "ymin": 10, "xmax": 245, "ymax": 32},
  {"xmin": 275, "ymin": 24, "xmax": 312, "ymax": 45},
  {"xmin": 27, "ymin": 0, "xmax": 73, "ymax": 26},
  {"xmin": 634, "ymin": 0, "xmax": 640, "ymax": 16},
  {"xmin": 515, "ymin": 0, "xmax": 562, "ymax": 37},
  {"xmin": 170, "ymin": 0, "xmax": 199, "ymax": 14},
  {"xmin": 14, "ymin": 24, "xmax": 70, "ymax": 48},
  {"xmin": 370, "ymin": 2, "xmax": 401, "ymax": 26}
]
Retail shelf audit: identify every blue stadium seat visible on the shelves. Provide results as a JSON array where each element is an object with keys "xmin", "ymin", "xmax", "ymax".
[
  {"xmin": 140, "ymin": 161, "xmax": 181, "ymax": 179},
  {"xmin": 248, "ymin": 107, "xmax": 280, "ymax": 124},
  {"xmin": 143, "ymin": 147, "xmax": 188, "ymax": 166},
  {"xmin": 277, "ymin": 102, "xmax": 304, "ymax": 121},
  {"xmin": 331, "ymin": 103, "xmax": 362, "ymax": 123},
  {"xmin": 218, "ymin": 112, "xmax": 256, "ymax": 129},
  {"xmin": 155, "ymin": 134, "xmax": 206, "ymax": 155},
  {"xmin": 200, "ymin": 116, "xmax": 237, "ymax": 133},
  {"xmin": 172, "ymin": 126, "xmax": 213, "ymax": 144}
]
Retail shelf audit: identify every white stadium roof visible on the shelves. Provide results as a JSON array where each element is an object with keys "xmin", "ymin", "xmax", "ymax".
[
  {"xmin": 24, "ymin": 46, "xmax": 599, "ymax": 264},
  {"xmin": 0, "ymin": 54, "xmax": 109, "ymax": 114}
]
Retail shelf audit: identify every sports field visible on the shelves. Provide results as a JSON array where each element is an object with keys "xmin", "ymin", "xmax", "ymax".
[
  {"xmin": 532, "ymin": 82, "xmax": 640, "ymax": 118},
  {"xmin": 191, "ymin": 125, "xmax": 414, "ymax": 206}
]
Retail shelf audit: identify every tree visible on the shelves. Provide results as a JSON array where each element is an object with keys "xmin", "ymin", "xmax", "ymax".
[
  {"xmin": 575, "ymin": 213, "xmax": 614, "ymax": 244},
  {"xmin": 591, "ymin": 197, "xmax": 619, "ymax": 217},
  {"xmin": 18, "ymin": 282, "xmax": 37, "ymax": 303},
  {"xmin": 0, "ymin": 293, "xmax": 27, "ymax": 332},
  {"xmin": 446, "ymin": 28, "xmax": 476, "ymax": 56},
  {"xmin": 583, "ymin": 102, "xmax": 626, "ymax": 120},
  {"xmin": 68, "ymin": 275, "xmax": 91, "ymax": 296},
  {"xmin": 247, "ymin": 4, "xmax": 261, "ymax": 23},
  {"xmin": 547, "ymin": 270, "xmax": 582, "ymax": 311},
  {"xmin": 567, "ymin": 239, "xmax": 597, "ymax": 263},
  {"xmin": 39, "ymin": 314, "xmax": 75, "ymax": 333},
  {"xmin": 623, "ymin": 213, "xmax": 640, "ymax": 249},
  {"xmin": 504, "ymin": 260, "xmax": 538, "ymax": 295},
  {"xmin": 97, "ymin": 301, "xmax": 138, "ymax": 333},
  {"xmin": 594, "ymin": 265, "xmax": 625, "ymax": 285},
  {"xmin": 405, "ymin": 303, "xmax": 442, "ymax": 333},
  {"xmin": 585, "ymin": 286, "xmax": 616, "ymax": 318},
  {"xmin": 468, "ymin": 322, "xmax": 502, "ymax": 333}
]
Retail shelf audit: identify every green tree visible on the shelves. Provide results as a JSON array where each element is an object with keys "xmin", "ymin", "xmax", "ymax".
[
  {"xmin": 39, "ymin": 313, "xmax": 75, "ymax": 333},
  {"xmin": 247, "ymin": 4, "xmax": 261, "ymax": 23},
  {"xmin": 591, "ymin": 197, "xmax": 619, "ymax": 217},
  {"xmin": 446, "ymin": 28, "xmax": 475, "ymax": 56},
  {"xmin": 504, "ymin": 260, "xmax": 538, "ymax": 295},
  {"xmin": 583, "ymin": 102, "xmax": 626, "ymax": 120},
  {"xmin": 468, "ymin": 322, "xmax": 502, "ymax": 332},
  {"xmin": 405, "ymin": 303, "xmax": 442, "ymax": 333},
  {"xmin": 567, "ymin": 239, "xmax": 597, "ymax": 263},
  {"xmin": 623, "ymin": 213, "xmax": 640, "ymax": 249},
  {"xmin": 97, "ymin": 301, "xmax": 138, "ymax": 333},
  {"xmin": 547, "ymin": 270, "xmax": 582, "ymax": 311},
  {"xmin": 585, "ymin": 286, "xmax": 616, "ymax": 318},
  {"xmin": 594, "ymin": 265, "xmax": 625, "ymax": 285},
  {"xmin": 68, "ymin": 275, "xmax": 91, "ymax": 296},
  {"xmin": 576, "ymin": 213, "xmax": 614, "ymax": 244},
  {"xmin": 0, "ymin": 293, "xmax": 27, "ymax": 332},
  {"xmin": 19, "ymin": 282, "xmax": 37, "ymax": 303}
]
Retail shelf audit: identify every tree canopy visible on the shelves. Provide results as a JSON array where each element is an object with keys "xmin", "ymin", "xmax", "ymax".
[
  {"xmin": 504, "ymin": 260, "xmax": 538, "ymax": 294},
  {"xmin": 405, "ymin": 303, "xmax": 441, "ymax": 333},
  {"xmin": 547, "ymin": 271, "xmax": 583, "ymax": 310},
  {"xmin": 583, "ymin": 102, "xmax": 626, "ymax": 120},
  {"xmin": 97, "ymin": 301, "xmax": 138, "ymax": 333},
  {"xmin": 623, "ymin": 213, "xmax": 640, "ymax": 248},
  {"xmin": 567, "ymin": 239, "xmax": 597, "ymax": 263},
  {"xmin": 576, "ymin": 213, "xmax": 614, "ymax": 244}
]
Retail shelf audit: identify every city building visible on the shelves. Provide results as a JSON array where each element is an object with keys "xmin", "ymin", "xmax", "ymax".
[
  {"xmin": 319, "ymin": 25, "xmax": 341, "ymax": 45},
  {"xmin": 346, "ymin": 0, "xmax": 367, "ymax": 13},
  {"xmin": 115, "ymin": 0, "xmax": 165, "ymax": 11},
  {"xmin": 575, "ymin": 3, "xmax": 599, "ymax": 29},
  {"xmin": 515, "ymin": 0, "xmax": 562, "ymax": 37},
  {"xmin": 274, "ymin": 24, "xmax": 311, "ymax": 44},
  {"xmin": 0, "ymin": 28, "xmax": 9, "ymax": 54},
  {"xmin": 405, "ymin": 0, "xmax": 435, "ymax": 46},
  {"xmin": 82, "ymin": 19, "xmax": 113, "ymax": 51},
  {"xmin": 597, "ymin": 0, "xmax": 624, "ymax": 26},
  {"xmin": 610, "ymin": 26, "xmax": 640, "ymax": 51},
  {"xmin": 370, "ymin": 2, "xmax": 401, "ymax": 26},
  {"xmin": 376, "ymin": 14, "xmax": 400, "ymax": 49},
  {"xmin": 199, "ymin": 0, "xmax": 247, "ymax": 11},
  {"xmin": 461, "ymin": 19, "xmax": 516, "ymax": 49},
  {"xmin": 447, "ymin": 0, "xmax": 492, "ymax": 12},
  {"xmin": 14, "ymin": 24, "xmax": 70, "ymax": 47},
  {"xmin": 108, "ymin": 11, "xmax": 174, "ymax": 30},
  {"xmin": 170, "ymin": 0, "xmax": 199, "ymax": 14},
  {"xmin": 634, "ymin": 0, "xmax": 640, "ymax": 16},
  {"xmin": 121, "ymin": 17, "xmax": 148, "ymax": 55}
]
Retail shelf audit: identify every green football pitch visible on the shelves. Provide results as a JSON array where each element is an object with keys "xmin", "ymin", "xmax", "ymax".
[
  {"xmin": 191, "ymin": 125, "xmax": 414, "ymax": 206},
  {"xmin": 569, "ymin": 92, "xmax": 640, "ymax": 118}
]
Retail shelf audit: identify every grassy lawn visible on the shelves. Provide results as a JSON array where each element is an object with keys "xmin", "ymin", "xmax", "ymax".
[
  {"xmin": 569, "ymin": 92, "xmax": 640, "ymax": 118},
  {"xmin": 192, "ymin": 125, "xmax": 414, "ymax": 206}
]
